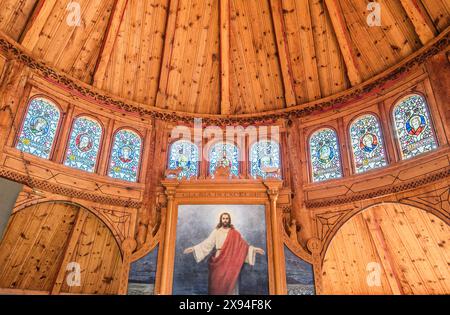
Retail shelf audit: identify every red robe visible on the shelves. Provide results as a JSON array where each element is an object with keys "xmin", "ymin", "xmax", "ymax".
[{"xmin": 207, "ymin": 228, "xmax": 249, "ymax": 295}]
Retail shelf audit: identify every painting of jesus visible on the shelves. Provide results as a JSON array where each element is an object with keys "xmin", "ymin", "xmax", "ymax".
[{"xmin": 173, "ymin": 205, "xmax": 269, "ymax": 295}]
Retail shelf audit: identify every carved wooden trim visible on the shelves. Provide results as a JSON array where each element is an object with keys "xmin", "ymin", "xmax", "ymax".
[
  {"xmin": 0, "ymin": 168, "xmax": 142, "ymax": 208},
  {"xmin": 0, "ymin": 29, "xmax": 448, "ymax": 125},
  {"xmin": 305, "ymin": 166, "xmax": 450, "ymax": 208}
]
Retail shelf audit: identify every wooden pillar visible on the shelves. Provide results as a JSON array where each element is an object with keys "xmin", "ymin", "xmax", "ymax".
[
  {"xmin": 53, "ymin": 103, "xmax": 75, "ymax": 163},
  {"xmin": 159, "ymin": 180, "xmax": 179, "ymax": 294},
  {"xmin": 264, "ymin": 179, "xmax": 286, "ymax": 294},
  {"xmin": 307, "ymin": 238, "xmax": 323, "ymax": 295}
]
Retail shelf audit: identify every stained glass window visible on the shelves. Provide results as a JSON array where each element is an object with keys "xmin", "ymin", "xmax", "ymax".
[
  {"xmin": 16, "ymin": 97, "xmax": 61, "ymax": 159},
  {"xmin": 309, "ymin": 128, "xmax": 342, "ymax": 182},
  {"xmin": 208, "ymin": 142, "xmax": 239, "ymax": 177},
  {"xmin": 249, "ymin": 140, "xmax": 281, "ymax": 179},
  {"xmin": 108, "ymin": 129, "xmax": 142, "ymax": 182},
  {"xmin": 393, "ymin": 94, "xmax": 438, "ymax": 160},
  {"xmin": 64, "ymin": 116, "xmax": 102, "ymax": 172},
  {"xmin": 349, "ymin": 114, "xmax": 387, "ymax": 173},
  {"xmin": 168, "ymin": 140, "xmax": 199, "ymax": 179}
]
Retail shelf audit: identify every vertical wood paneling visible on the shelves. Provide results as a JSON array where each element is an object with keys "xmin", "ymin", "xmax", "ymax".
[
  {"xmin": 0, "ymin": 202, "xmax": 123, "ymax": 294},
  {"xmin": 322, "ymin": 204, "xmax": 450, "ymax": 295}
]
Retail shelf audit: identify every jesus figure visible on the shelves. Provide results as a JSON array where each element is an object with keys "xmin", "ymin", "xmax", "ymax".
[{"xmin": 183, "ymin": 212, "xmax": 265, "ymax": 295}]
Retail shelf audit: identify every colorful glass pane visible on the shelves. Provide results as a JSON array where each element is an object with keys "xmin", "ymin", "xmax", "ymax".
[
  {"xmin": 208, "ymin": 142, "xmax": 239, "ymax": 177},
  {"xmin": 64, "ymin": 117, "xmax": 102, "ymax": 172},
  {"xmin": 168, "ymin": 140, "xmax": 199, "ymax": 179},
  {"xmin": 349, "ymin": 114, "xmax": 387, "ymax": 173},
  {"xmin": 393, "ymin": 94, "xmax": 438, "ymax": 160},
  {"xmin": 250, "ymin": 140, "xmax": 281, "ymax": 179},
  {"xmin": 108, "ymin": 129, "xmax": 142, "ymax": 182},
  {"xmin": 309, "ymin": 128, "xmax": 342, "ymax": 182},
  {"xmin": 16, "ymin": 98, "xmax": 61, "ymax": 159}
]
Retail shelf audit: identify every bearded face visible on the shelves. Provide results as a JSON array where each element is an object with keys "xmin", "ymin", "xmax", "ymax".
[
  {"xmin": 216, "ymin": 213, "xmax": 233, "ymax": 229},
  {"xmin": 221, "ymin": 214, "xmax": 231, "ymax": 228}
]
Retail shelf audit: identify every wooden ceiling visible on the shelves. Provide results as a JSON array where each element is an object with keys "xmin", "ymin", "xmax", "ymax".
[{"xmin": 0, "ymin": 0, "xmax": 448, "ymax": 115}]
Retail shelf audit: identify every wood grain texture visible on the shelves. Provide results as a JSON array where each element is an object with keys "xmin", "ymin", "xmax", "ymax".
[
  {"xmin": 322, "ymin": 203, "xmax": 450, "ymax": 295},
  {"xmin": 0, "ymin": 202, "xmax": 123, "ymax": 294}
]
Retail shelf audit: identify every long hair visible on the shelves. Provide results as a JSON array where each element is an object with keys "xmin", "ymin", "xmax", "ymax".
[{"xmin": 216, "ymin": 212, "xmax": 234, "ymax": 229}]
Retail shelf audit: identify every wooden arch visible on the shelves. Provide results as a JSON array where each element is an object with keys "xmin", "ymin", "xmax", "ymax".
[{"xmin": 0, "ymin": 201, "xmax": 124, "ymax": 295}]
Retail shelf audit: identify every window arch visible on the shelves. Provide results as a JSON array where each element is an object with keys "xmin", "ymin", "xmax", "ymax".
[
  {"xmin": 249, "ymin": 140, "xmax": 281, "ymax": 179},
  {"xmin": 349, "ymin": 114, "xmax": 387, "ymax": 173},
  {"xmin": 64, "ymin": 116, "xmax": 103, "ymax": 173},
  {"xmin": 168, "ymin": 139, "xmax": 199, "ymax": 179},
  {"xmin": 108, "ymin": 129, "xmax": 142, "ymax": 182},
  {"xmin": 309, "ymin": 128, "xmax": 342, "ymax": 182},
  {"xmin": 208, "ymin": 142, "xmax": 239, "ymax": 177},
  {"xmin": 393, "ymin": 94, "xmax": 438, "ymax": 160},
  {"xmin": 16, "ymin": 97, "xmax": 61, "ymax": 159}
]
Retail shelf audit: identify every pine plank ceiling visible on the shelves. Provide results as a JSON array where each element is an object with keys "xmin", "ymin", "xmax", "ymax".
[{"xmin": 0, "ymin": 0, "xmax": 448, "ymax": 115}]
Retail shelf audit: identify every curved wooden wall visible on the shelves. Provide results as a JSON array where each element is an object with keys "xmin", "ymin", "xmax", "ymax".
[
  {"xmin": 0, "ymin": 201, "xmax": 123, "ymax": 295},
  {"xmin": 321, "ymin": 203, "xmax": 450, "ymax": 295}
]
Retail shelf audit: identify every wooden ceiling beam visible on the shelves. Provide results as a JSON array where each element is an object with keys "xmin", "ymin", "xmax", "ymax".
[
  {"xmin": 92, "ymin": 0, "xmax": 129, "ymax": 87},
  {"xmin": 220, "ymin": 0, "xmax": 230, "ymax": 115},
  {"xmin": 20, "ymin": 0, "xmax": 57, "ymax": 50},
  {"xmin": 399, "ymin": 0, "xmax": 436, "ymax": 45},
  {"xmin": 323, "ymin": 0, "xmax": 362, "ymax": 86},
  {"xmin": 156, "ymin": 0, "xmax": 180, "ymax": 109},
  {"xmin": 269, "ymin": 0, "xmax": 296, "ymax": 108}
]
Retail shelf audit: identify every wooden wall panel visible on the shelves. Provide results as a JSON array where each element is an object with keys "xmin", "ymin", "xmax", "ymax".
[
  {"xmin": 322, "ymin": 204, "xmax": 450, "ymax": 295},
  {"xmin": 421, "ymin": 0, "xmax": 450, "ymax": 32},
  {"xmin": 0, "ymin": 202, "xmax": 79, "ymax": 292},
  {"xmin": 156, "ymin": 0, "xmax": 220, "ymax": 113},
  {"xmin": 0, "ymin": 202, "xmax": 123, "ymax": 294},
  {"xmin": 0, "ymin": 0, "xmax": 39, "ymax": 41},
  {"xmin": 60, "ymin": 211, "xmax": 122, "ymax": 294},
  {"xmin": 309, "ymin": 0, "xmax": 349, "ymax": 98},
  {"xmin": 229, "ymin": 0, "xmax": 285, "ymax": 114},
  {"xmin": 338, "ymin": 0, "xmax": 421, "ymax": 81},
  {"xmin": 281, "ymin": 0, "xmax": 321, "ymax": 104},
  {"xmin": 99, "ymin": 0, "xmax": 168, "ymax": 106},
  {"xmin": 20, "ymin": 0, "xmax": 115, "ymax": 83}
]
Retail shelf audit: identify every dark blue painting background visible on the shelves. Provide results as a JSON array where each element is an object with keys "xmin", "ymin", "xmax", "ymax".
[
  {"xmin": 127, "ymin": 246, "xmax": 158, "ymax": 295},
  {"xmin": 173, "ymin": 204, "xmax": 269, "ymax": 295},
  {"xmin": 284, "ymin": 246, "xmax": 315, "ymax": 295}
]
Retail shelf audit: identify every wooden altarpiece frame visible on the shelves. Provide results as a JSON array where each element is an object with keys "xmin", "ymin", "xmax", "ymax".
[{"xmin": 155, "ymin": 179, "xmax": 287, "ymax": 295}]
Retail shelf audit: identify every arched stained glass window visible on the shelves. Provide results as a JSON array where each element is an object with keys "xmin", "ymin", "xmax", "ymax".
[
  {"xmin": 168, "ymin": 140, "xmax": 199, "ymax": 179},
  {"xmin": 64, "ymin": 116, "xmax": 102, "ymax": 172},
  {"xmin": 349, "ymin": 114, "xmax": 387, "ymax": 173},
  {"xmin": 309, "ymin": 128, "xmax": 342, "ymax": 182},
  {"xmin": 393, "ymin": 94, "xmax": 438, "ymax": 160},
  {"xmin": 208, "ymin": 142, "xmax": 239, "ymax": 177},
  {"xmin": 249, "ymin": 140, "xmax": 281, "ymax": 179},
  {"xmin": 16, "ymin": 97, "xmax": 61, "ymax": 159},
  {"xmin": 108, "ymin": 129, "xmax": 142, "ymax": 182}
]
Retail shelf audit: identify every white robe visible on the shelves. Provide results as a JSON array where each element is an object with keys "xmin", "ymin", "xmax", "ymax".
[{"xmin": 191, "ymin": 227, "xmax": 258, "ymax": 294}]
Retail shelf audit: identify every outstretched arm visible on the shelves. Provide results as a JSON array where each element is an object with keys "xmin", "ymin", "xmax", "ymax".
[
  {"xmin": 183, "ymin": 229, "xmax": 216, "ymax": 263},
  {"xmin": 245, "ymin": 246, "xmax": 265, "ymax": 265}
]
